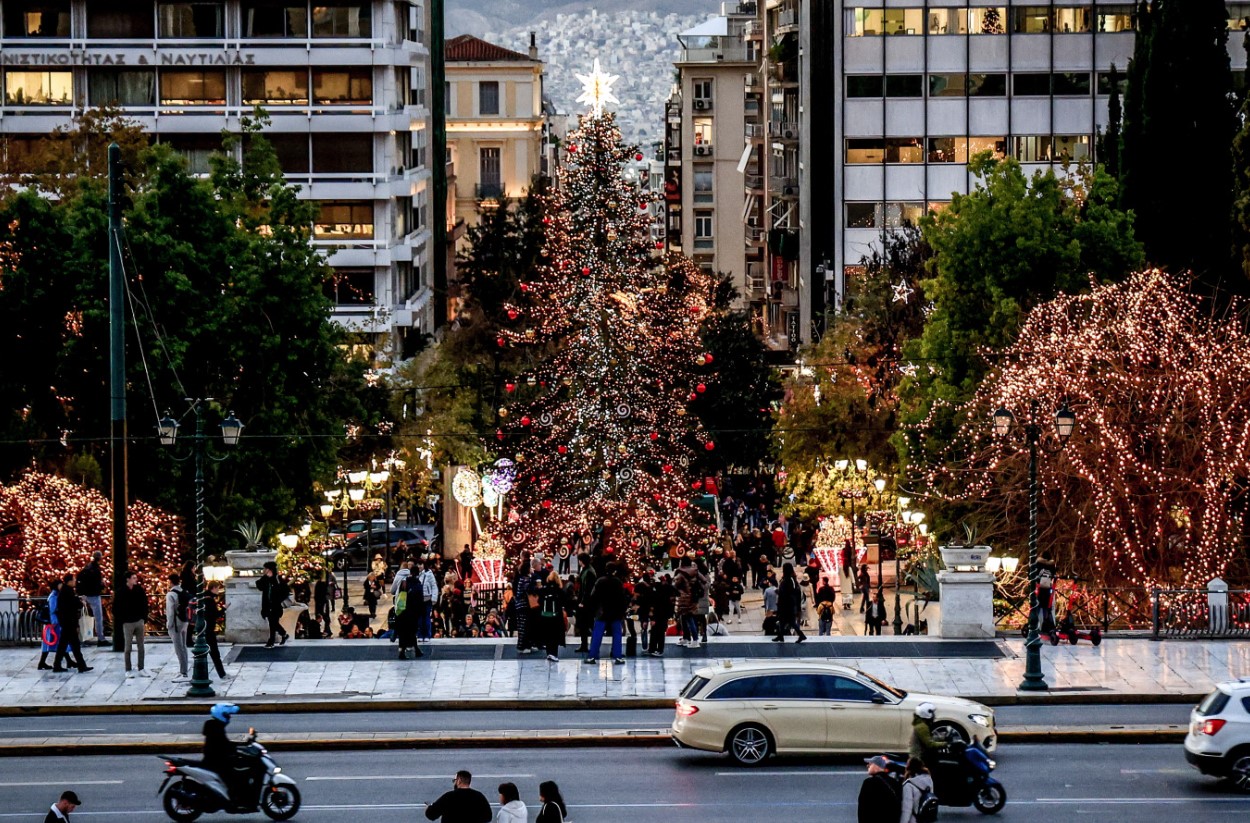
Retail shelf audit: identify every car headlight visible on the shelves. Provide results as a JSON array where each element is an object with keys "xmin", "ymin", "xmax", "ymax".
[{"xmin": 969, "ymin": 714, "xmax": 992, "ymax": 728}]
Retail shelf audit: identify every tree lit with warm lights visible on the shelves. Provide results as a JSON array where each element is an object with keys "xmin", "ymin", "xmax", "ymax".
[
  {"xmin": 924, "ymin": 271, "xmax": 1250, "ymax": 589},
  {"xmin": 494, "ymin": 101, "xmax": 717, "ymax": 568}
]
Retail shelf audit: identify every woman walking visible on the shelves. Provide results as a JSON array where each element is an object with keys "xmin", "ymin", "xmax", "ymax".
[
  {"xmin": 771, "ymin": 562, "xmax": 807, "ymax": 644},
  {"xmin": 37, "ymin": 580, "xmax": 62, "ymax": 670},
  {"xmin": 495, "ymin": 782, "xmax": 527, "ymax": 823},
  {"xmin": 899, "ymin": 757, "xmax": 935, "ymax": 823},
  {"xmin": 535, "ymin": 781, "xmax": 569, "ymax": 823}
]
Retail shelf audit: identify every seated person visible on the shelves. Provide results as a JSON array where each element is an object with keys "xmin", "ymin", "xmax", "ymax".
[{"xmin": 337, "ymin": 606, "xmax": 356, "ymax": 638}]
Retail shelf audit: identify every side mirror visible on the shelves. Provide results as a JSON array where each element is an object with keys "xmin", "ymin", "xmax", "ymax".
[{"xmin": 871, "ymin": 694, "xmax": 887, "ymax": 705}]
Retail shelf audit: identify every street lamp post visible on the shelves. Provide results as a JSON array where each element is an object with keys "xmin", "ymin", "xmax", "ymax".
[
  {"xmin": 158, "ymin": 402, "xmax": 243, "ymax": 699},
  {"xmin": 992, "ymin": 399, "xmax": 1076, "ymax": 692},
  {"xmin": 892, "ymin": 496, "xmax": 911, "ymax": 635}
]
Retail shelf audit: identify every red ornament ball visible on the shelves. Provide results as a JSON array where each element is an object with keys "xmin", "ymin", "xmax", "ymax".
[
  {"xmin": 505, "ymin": 382, "xmax": 516, "ymax": 393},
  {"xmin": 677, "ymin": 500, "xmax": 688, "ymax": 510},
  {"xmin": 649, "ymin": 432, "xmax": 659, "ymax": 441},
  {"xmin": 568, "ymin": 145, "xmax": 577, "ymax": 153},
  {"xmin": 542, "ymin": 499, "xmax": 553, "ymax": 509},
  {"xmin": 557, "ymin": 445, "xmax": 568, "ymax": 454},
  {"xmin": 704, "ymin": 441, "xmax": 715, "ymax": 451},
  {"xmin": 703, "ymin": 353, "xmax": 714, "ymax": 365},
  {"xmin": 519, "ymin": 283, "xmax": 529, "ymax": 292},
  {"xmin": 495, "ymin": 429, "xmax": 504, "ymax": 441},
  {"xmin": 662, "ymin": 464, "xmax": 673, "ymax": 473},
  {"xmin": 691, "ymin": 481, "xmax": 702, "ymax": 490},
  {"xmin": 581, "ymin": 266, "xmax": 591, "ymax": 276},
  {"xmin": 655, "ymin": 241, "xmax": 664, "ymax": 249},
  {"xmin": 639, "ymin": 202, "xmax": 648, "ymax": 211},
  {"xmin": 520, "ymin": 415, "xmax": 532, "ymax": 427},
  {"xmin": 496, "ymin": 336, "xmax": 506, "ymax": 347},
  {"xmin": 635, "ymin": 153, "xmax": 644, "ymax": 161},
  {"xmin": 542, "ymin": 217, "xmax": 551, "ymax": 225},
  {"xmin": 688, "ymin": 393, "xmax": 698, "ymax": 402},
  {"xmin": 696, "ymin": 383, "xmax": 706, "ymax": 394},
  {"xmin": 507, "ymin": 309, "xmax": 519, "ymax": 320}
]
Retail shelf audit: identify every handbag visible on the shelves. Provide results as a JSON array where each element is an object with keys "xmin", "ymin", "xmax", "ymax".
[{"xmin": 79, "ymin": 613, "xmax": 94, "ymax": 638}]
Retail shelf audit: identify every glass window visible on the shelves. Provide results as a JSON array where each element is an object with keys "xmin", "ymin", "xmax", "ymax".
[
  {"xmin": 694, "ymin": 117, "xmax": 713, "ymax": 145},
  {"xmin": 968, "ymin": 73, "xmax": 1006, "ymax": 96},
  {"xmin": 265, "ymin": 133, "xmax": 309, "ymax": 173},
  {"xmin": 927, "ymin": 8, "xmax": 968, "ymax": 34},
  {"xmin": 886, "ymin": 75, "xmax": 923, "ymax": 98},
  {"xmin": 753, "ymin": 674, "xmax": 825, "ymax": 699},
  {"xmin": 846, "ymin": 138, "xmax": 885, "ymax": 164},
  {"xmin": 315, "ymin": 201, "xmax": 373, "ymax": 239},
  {"xmin": 1053, "ymin": 134, "xmax": 1090, "ymax": 161},
  {"xmin": 693, "ymin": 78, "xmax": 713, "ymax": 103},
  {"xmin": 312, "ymin": 133, "xmax": 372, "ymax": 172},
  {"xmin": 87, "ymin": 1, "xmax": 156, "ymax": 38},
  {"xmin": 969, "ymin": 7, "xmax": 1007, "ymax": 34},
  {"xmin": 242, "ymin": 69, "xmax": 309, "ymax": 105},
  {"xmin": 886, "ymin": 137, "xmax": 924, "ymax": 163},
  {"xmin": 1053, "ymin": 7, "xmax": 1092, "ymax": 33},
  {"xmin": 883, "ymin": 8, "xmax": 923, "ymax": 35},
  {"xmin": 1013, "ymin": 73, "xmax": 1051, "ymax": 96},
  {"xmin": 680, "ymin": 675, "xmax": 710, "ymax": 699},
  {"xmin": 479, "ymin": 146, "xmax": 501, "ymax": 191},
  {"xmin": 846, "ymin": 202, "xmax": 879, "ymax": 228},
  {"xmin": 822, "ymin": 676, "xmax": 882, "ymax": 701},
  {"xmin": 694, "ymin": 212, "xmax": 713, "ymax": 238},
  {"xmin": 4, "ymin": 70, "xmax": 72, "ymax": 105},
  {"xmin": 693, "ymin": 167, "xmax": 713, "ymax": 204},
  {"xmin": 847, "ymin": 76, "xmax": 884, "ymax": 98},
  {"xmin": 88, "ymin": 70, "xmax": 156, "ymax": 106},
  {"xmin": 885, "ymin": 202, "xmax": 926, "ymax": 227},
  {"xmin": 1013, "ymin": 135, "xmax": 1052, "ymax": 162},
  {"xmin": 927, "ymin": 137, "xmax": 966, "ymax": 163},
  {"xmin": 324, "ymin": 267, "xmax": 375, "ymax": 305},
  {"xmin": 849, "ymin": 8, "xmax": 884, "ymax": 36},
  {"xmin": 161, "ymin": 133, "xmax": 220, "ymax": 174},
  {"xmin": 160, "ymin": 70, "xmax": 226, "ymax": 105},
  {"xmin": 1013, "ymin": 6, "xmax": 1052, "ymax": 33},
  {"xmin": 1097, "ymin": 71, "xmax": 1128, "ymax": 96},
  {"xmin": 158, "ymin": 3, "xmax": 226, "ymax": 38},
  {"xmin": 1053, "ymin": 72, "xmax": 1091, "ymax": 96},
  {"xmin": 1098, "ymin": 5, "xmax": 1135, "ymax": 32},
  {"xmin": 1197, "ymin": 689, "xmax": 1231, "ymax": 716},
  {"xmin": 312, "ymin": 69, "xmax": 372, "ymax": 105},
  {"xmin": 4, "ymin": 1, "xmax": 71, "ymax": 37},
  {"xmin": 478, "ymin": 81, "xmax": 499, "ymax": 115},
  {"xmin": 709, "ymin": 677, "xmax": 761, "ymax": 699},
  {"xmin": 311, "ymin": 3, "xmax": 372, "ymax": 37},
  {"xmin": 929, "ymin": 73, "xmax": 966, "ymax": 97},
  {"xmin": 968, "ymin": 136, "xmax": 1006, "ymax": 159},
  {"xmin": 242, "ymin": 1, "xmax": 308, "ymax": 37}
]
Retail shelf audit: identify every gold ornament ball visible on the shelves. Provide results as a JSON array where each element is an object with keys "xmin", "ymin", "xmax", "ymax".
[
  {"xmin": 515, "ymin": 454, "xmax": 524, "ymax": 462},
  {"xmin": 603, "ymin": 519, "xmax": 613, "ymax": 528},
  {"xmin": 676, "ymin": 408, "xmax": 687, "ymax": 416},
  {"xmin": 498, "ymin": 407, "xmax": 509, "ymax": 418},
  {"xmin": 617, "ymin": 443, "xmax": 628, "ymax": 454}
]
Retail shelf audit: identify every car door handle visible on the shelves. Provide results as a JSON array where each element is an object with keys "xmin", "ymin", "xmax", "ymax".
[
  {"xmin": 827, "ymin": 705, "xmax": 845, "ymax": 710},
  {"xmin": 761, "ymin": 704, "xmax": 779, "ymax": 710}
]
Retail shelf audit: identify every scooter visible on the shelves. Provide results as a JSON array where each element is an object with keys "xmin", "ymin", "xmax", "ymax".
[
  {"xmin": 157, "ymin": 728, "xmax": 300, "ymax": 822},
  {"xmin": 886, "ymin": 739, "xmax": 1007, "ymax": 815},
  {"xmin": 1041, "ymin": 612, "xmax": 1102, "ymax": 646}
]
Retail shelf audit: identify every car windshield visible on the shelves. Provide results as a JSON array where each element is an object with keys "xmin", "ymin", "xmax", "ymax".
[{"xmin": 856, "ymin": 669, "xmax": 907, "ymax": 699}]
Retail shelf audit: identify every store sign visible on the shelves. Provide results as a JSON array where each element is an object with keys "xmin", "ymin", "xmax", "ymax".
[
  {"xmin": 0, "ymin": 51, "xmax": 258, "ymax": 66},
  {"xmin": 787, "ymin": 312, "xmax": 799, "ymax": 348}
]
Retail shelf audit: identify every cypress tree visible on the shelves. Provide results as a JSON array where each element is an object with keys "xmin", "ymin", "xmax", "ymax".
[
  {"xmin": 1098, "ymin": 64, "xmax": 1123, "ymax": 179},
  {"xmin": 1232, "ymin": 32, "xmax": 1250, "ymax": 282},
  {"xmin": 1120, "ymin": 0, "xmax": 1238, "ymax": 291}
]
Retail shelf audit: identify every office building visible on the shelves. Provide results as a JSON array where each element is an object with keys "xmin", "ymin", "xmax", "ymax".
[{"xmin": 0, "ymin": 0, "xmax": 434, "ymax": 361}]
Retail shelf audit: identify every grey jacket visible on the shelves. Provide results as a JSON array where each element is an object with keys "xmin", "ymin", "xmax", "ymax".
[{"xmin": 899, "ymin": 773, "xmax": 935, "ymax": 823}]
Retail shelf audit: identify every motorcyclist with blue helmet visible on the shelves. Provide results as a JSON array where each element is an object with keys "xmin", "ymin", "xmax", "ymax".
[{"xmin": 203, "ymin": 703, "xmax": 240, "ymax": 796}]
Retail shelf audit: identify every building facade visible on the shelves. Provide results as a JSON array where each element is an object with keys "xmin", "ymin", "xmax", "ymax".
[
  {"xmin": 0, "ymin": 0, "xmax": 434, "ymax": 360},
  {"xmin": 678, "ymin": 0, "xmax": 1249, "ymax": 353},
  {"xmin": 444, "ymin": 33, "xmax": 544, "ymax": 231}
]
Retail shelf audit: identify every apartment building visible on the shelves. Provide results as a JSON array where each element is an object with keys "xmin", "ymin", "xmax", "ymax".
[
  {"xmin": 444, "ymin": 33, "xmax": 544, "ymax": 231},
  {"xmin": 666, "ymin": 3, "xmax": 760, "ymax": 324},
  {"xmin": 0, "ymin": 0, "xmax": 435, "ymax": 360},
  {"xmin": 682, "ymin": 1, "xmax": 1249, "ymax": 353}
]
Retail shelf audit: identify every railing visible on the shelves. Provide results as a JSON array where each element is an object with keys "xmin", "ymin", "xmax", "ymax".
[
  {"xmin": 680, "ymin": 44, "xmax": 753, "ymax": 63},
  {"xmin": 769, "ymin": 176, "xmax": 798, "ymax": 194},
  {"xmin": 745, "ymin": 123, "xmax": 766, "ymax": 139},
  {"xmin": 994, "ymin": 583, "xmax": 1152, "ymax": 632},
  {"xmin": 0, "ymin": 594, "xmax": 121, "ymax": 646},
  {"xmin": 745, "ymin": 225, "xmax": 765, "ymax": 243},
  {"xmin": 777, "ymin": 9, "xmax": 799, "ymax": 30},
  {"xmin": 1152, "ymin": 588, "xmax": 1250, "ymax": 639},
  {"xmin": 744, "ymin": 173, "xmax": 764, "ymax": 190},
  {"xmin": 770, "ymin": 121, "xmax": 800, "ymax": 138}
]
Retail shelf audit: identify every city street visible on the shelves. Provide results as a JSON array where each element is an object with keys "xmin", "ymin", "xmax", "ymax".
[
  {"xmin": 2, "ymin": 743, "xmax": 1245, "ymax": 821},
  {"xmin": 0, "ymin": 703, "xmax": 1194, "ymax": 739}
]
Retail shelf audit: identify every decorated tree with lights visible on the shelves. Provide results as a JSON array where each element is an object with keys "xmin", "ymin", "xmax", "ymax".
[
  {"xmin": 922, "ymin": 271, "xmax": 1250, "ymax": 589},
  {"xmin": 494, "ymin": 63, "xmax": 717, "ymax": 568}
]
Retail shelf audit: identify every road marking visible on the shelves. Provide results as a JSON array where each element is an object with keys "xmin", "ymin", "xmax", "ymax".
[
  {"xmin": 306, "ymin": 774, "xmax": 533, "ymax": 781},
  {"xmin": 1120, "ymin": 768, "xmax": 1192, "ymax": 775},
  {"xmin": 0, "ymin": 728, "xmax": 107, "ymax": 734},
  {"xmin": 1035, "ymin": 798, "xmax": 1250, "ymax": 804},
  {"xmin": 0, "ymin": 780, "xmax": 123, "ymax": 787},
  {"xmin": 714, "ymin": 770, "xmax": 861, "ymax": 776}
]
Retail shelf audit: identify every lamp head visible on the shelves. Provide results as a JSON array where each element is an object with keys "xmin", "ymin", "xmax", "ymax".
[
  {"xmin": 992, "ymin": 407, "xmax": 1014, "ymax": 437},
  {"xmin": 319, "ymin": 504, "xmax": 334, "ymax": 519},
  {"xmin": 834, "ymin": 459, "xmax": 849, "ymax": 471},
  {"xmin": 219, "ymin": 412, "xmax": 243, "ymax": 446},
  {"xmin": 1055, "ymin": 403, "xmax": 1076, "ymax": 442},
  {"xmin": 873, "ymin": 478, "xmax": 886, "ymax": 493},
  {"xmin": 157, "ymin": 412, "xmax": 179, "ymax": 446},
  {"xmin": 855, "ymin": 459, "xmax": 868, "ymax": 472}
]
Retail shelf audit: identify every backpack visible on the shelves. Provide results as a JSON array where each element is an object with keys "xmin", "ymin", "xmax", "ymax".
[
  {"xmin": 1037, "ymin": 567, "xmax": 1055, "ymax": 589},
  {"xmin": 395, "ymin": 580, "xmax": 409, "ymax": 615},
  {"xmin": 540, "ymin": 589, "xmax": 561, "ymax": 619},
  {"xmin": 909, "ymin": 779, "xmax": 939, "ymax": 823},
  {"xmin": 176, "ymin": 587, "xmax": 193, "ymax": 623}
]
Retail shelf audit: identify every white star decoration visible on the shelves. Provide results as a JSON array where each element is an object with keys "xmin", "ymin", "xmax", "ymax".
[
  {"xmin": 891, "ymin": 278, "xmax": 914, "ymax": 303},
  {"xmin": 576, "ymin": 58, "xmax": 620, "ymax": 117}
]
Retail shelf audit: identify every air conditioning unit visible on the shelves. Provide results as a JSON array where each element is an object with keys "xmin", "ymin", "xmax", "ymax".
[
  {"xmin": 695, "ymin": 145, "xmax": 712, "ymax": 156},
  {"xmin": 782, "ymin": 185, "xmax": 798, "ymax": 197},
  {"xmin": 783, "ymin": 128, "xmax": 797, "ymax": 139},
  {"xmin": 694, "ymin": 99, "xmax": 712, "ymax": 110}
]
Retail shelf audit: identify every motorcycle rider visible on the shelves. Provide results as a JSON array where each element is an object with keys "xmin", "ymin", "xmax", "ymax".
[
  {"xmin": 202, "ymin": 703, "xmax": 241, "ymax": 800},
  {"xmin": 908, "ymin": 702, "xmax": 944, "ymax": 768}
]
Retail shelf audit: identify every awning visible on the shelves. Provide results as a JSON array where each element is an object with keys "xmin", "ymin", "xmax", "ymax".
[
  {"xmin": 735, "ymin": 143, "xmax": 753, "ymax": 173},
  {"xmin": 680, "ymin": 16, "xmax": 730, "ymax": 37}
]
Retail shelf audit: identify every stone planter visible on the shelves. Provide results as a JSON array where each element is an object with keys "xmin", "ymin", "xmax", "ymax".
[
  {"xmin": 223, "ymin": 550, "xmax": 277, "ymax": 644},
  {"xmin": 939, "ymin": 545, "xmax": 992, "ymax": 572}
]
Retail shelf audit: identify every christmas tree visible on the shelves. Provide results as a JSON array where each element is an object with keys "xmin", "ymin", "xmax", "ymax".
[{"xmin": 496, "ymin": 62, "xmax": 717, "ymax": 569}]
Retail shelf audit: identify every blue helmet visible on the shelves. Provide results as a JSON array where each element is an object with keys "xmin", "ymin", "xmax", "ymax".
[{"xmin": 210, "ymin": 703, "xmax": 240, "ymax": 724}]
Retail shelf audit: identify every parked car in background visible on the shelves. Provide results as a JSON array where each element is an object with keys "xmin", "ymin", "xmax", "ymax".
[
  {"xmin": 1185, "ymin": 678, "xmax": 1250, "ymax": 791},
  {"xmin": 672, "ymin": 661, "xmax": 996, "ymax": 766},
  {"xmin": 322, "ymin": 528, "xmax": 428, "ymax": 570}
]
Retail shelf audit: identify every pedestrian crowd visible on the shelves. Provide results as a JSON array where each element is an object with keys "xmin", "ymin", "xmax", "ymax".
[{"xmin": 424, "ymin": 771, "xmax": 571, "ymax": 823}]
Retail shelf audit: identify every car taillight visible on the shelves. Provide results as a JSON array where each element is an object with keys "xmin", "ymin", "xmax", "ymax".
[
  {"xmin": 165, "ymin": 762, "xmax": 177, "ymax": 774},
  {"xmin": 1202, "ymin": 719, "xmax": 1226, "ymax": 736},
  {"xmin": 675, "ymin": 703, "xmax": 699, "ymax": 717}
]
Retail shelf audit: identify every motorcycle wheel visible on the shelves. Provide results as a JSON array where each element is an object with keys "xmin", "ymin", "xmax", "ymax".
[
  {"xmin": 974, "ymin": 782, "xmax": 1007, "ymax": 814},
  {"xmin": 261, "ymin": 784, "xmax": 302, "ymax": 821},
  {"xmin": 1048, "ymin": 633, "xmax": 1060, "ymax": 646},
  {"xmin": 162, "ymin": 780, "xmax": 204, "ymax": 823},
  {"xmin": 1068, "ymin": 633, "xmax": 1079, "ymax": 645},
  {"xmin": 1091, "ymin": 629, "xmax": 1103, "ymax": 646}
]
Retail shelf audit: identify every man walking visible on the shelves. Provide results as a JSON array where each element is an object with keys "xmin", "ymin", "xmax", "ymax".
[
  {"xmin": 256, "ymin": 561, "xmax": 289, "ymax": 648},
  {"xmin": 77, "ymin": 551, "xmax": 107, "ymax": 646},
  {"xmin": 52, "ymin": 575, "xmax": 91, "ymax": 673},
  {"xmin": 165, "ymin": 574, "xmax": 189, "ymax": 680},
  {"xmin": 114, "ymin": 570, "xmax": 149, "ymax": 677},
  {"xmin": 44, "ymin": 789, "xmax": 81, "ymax": 823},
  {"xmin": 857, "ymin": 756, "xmax": 900, "ymax": 823},
  {"xmin": 424, "ymin": 769, "xmax": 492, "ymax": 822}
]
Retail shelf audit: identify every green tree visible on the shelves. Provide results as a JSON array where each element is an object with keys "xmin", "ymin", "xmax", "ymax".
[
  {"xmin": 1097, "ymin": 64, "xmax": 1122, "ymax": 179},
  {"xmin": 903, "ymin": 155, "xmax": 1143, "ymax": 479},
  {"xmin": 1232, "ymin": 32, "xmax": 1250, "ymax": 282},
  {"xmin": 1121, "ymin": 0, "xmax": 1237, "ymax": 288}
]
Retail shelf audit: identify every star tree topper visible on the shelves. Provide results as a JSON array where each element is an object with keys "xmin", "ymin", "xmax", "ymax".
[{"xmin": 575, "ymin": 58, "xmax": 620, "ymax": 117}]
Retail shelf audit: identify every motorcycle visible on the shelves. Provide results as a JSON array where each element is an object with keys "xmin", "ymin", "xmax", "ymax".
[
  {"xmin": 886, "ymin": 738, "xmax": 1007, "ymax": 815},
  {"xmin": 157, "ymin": 728, "xmax": 301, "ymax": 822}
]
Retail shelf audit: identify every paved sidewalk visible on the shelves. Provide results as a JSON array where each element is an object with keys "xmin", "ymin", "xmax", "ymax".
[{"xmin": 2, "ymin": 636, "xmax": 1248, "ymax": 710}]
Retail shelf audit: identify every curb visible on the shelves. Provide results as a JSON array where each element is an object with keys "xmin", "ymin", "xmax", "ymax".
[
  {"xmin": 0, "ymin": 691, "xmax": 1205, "ymax": 718},
  {"xmin": 0, "ymin": 726, "xmax": 1187, "ymax": 757}
]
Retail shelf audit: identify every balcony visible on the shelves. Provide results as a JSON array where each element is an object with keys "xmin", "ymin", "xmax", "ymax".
[
  {"xmin": 666, "ymin": 146, "xmax": 682, "ymax": 165},
  {"xmin": 745, "ymin": 73, "xmax": 761, "ymax": 92},
  {"xmin": 744, "ymin": 20, "xmax": 763, "ymax": 41},
  {"xmin": 776, "ymin": 9, "xmax": 799, "ymax": 33},
  {"xmin": 680, "ymin": 43, "xmax": 753, "ymax": 63},
  {"xmin": 692, "ymin": 143, "xmax": 715, "ymax": 158},
  {"xmin": 770, "ymin": 176, "xmax": 799, "ymax": 198},
  {"xmin": 744, "ymin": 173, "xmax": 764, "ymax": 192},
  {"xmin": 745, "ymin": 123, "xmax": 766, "ymax": 140},
  {"xmin": 745, "ymin": 262, "xmax": 767, "ymax": 297},
  {"xmin": 745, "ymin": 225, "xmax": 765, "ymax": 246},
  {"xmin": 475, "ymin": 183, "xmax": 504, "ymax": 200},
  {"xmin": 770, "ymin": 121, "xmax": 800, "ymax": 140}
]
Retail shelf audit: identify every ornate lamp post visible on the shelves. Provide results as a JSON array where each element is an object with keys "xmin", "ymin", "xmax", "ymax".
[
  {"xmin": 991, "ymin": 400, "xmax": 1076, "ymax": 692},
  {"xmin": 158, "ymin": 403, "xmax": 243, "ymax": 699}
]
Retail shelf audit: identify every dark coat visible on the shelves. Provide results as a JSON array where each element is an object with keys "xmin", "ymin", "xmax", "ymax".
[
  {"xmin": 589, "ymin": 574, "xmax": 628, "ymax": 622},
  {"xmin": 857, "ymin": 773, "xmax": 901, "ymax": 823},
  {"xmin": 256, "ymin": 574, "xmax": 287, "ymax": 618},
  {"xmin": 113, "ymin": 583, "xmax": 149, "ymax": 625},
  {"xmin": 424, "ymin": 786, "xmax": 493, "ymax": 823},
  {"xmin": 77, "ymin": 561, "xmax": 103, "ymax": 597},
  {"xmin": 55, "ymin": 585, "xmax": 82, "ymax": 629},
  {"xmin": 777, "ymin": 576, "xmax": 802, "ymax": 618},
  {"xmin": 650, "ymin": 579, "xmax": 677, "ymax": 621}
]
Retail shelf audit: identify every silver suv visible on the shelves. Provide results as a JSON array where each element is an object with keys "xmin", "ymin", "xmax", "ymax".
[{"xmin": 1184, "ymin": 678, "xmax": 1250, "ymax": 791}]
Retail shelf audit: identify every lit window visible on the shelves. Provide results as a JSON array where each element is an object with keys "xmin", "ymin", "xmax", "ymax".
[
  {"xmin": 882, "ymin": 8, "xmax": 923, "ymax": 35},
  {"xmin": 4, "ymin": 1, "xmax": 71, "ymax": 37},
  {"xmin": 312, "ymin": 69, "xmax": 372, "ymax": 105},
  {"xmin": 693, "ymin": 167, "xmax": 713, "ymax": 204},
  {"xmin": 315, "ymin": 201, "xmax": 374, "ymax": 239},
  {"xmin": 311, "ymin": 3, "xmax": 372, "ymax": 37},
  {"xmin": 4, "ymin": 71, "xmax": 72, "ymax": 105},
  {"xmin": 324, "ymin": 268, "xmax": 375, "ymax": 305},
  {"xmin": 1099, "ymin": 6, "xmax": 1135, "ymax": 32},
  {"xmin": 159, "ymin": 71, "xmax": 227, "ymax": 105},
  {"xmin": 927, "ymin": 8, "xmax": 968, "ymax": 34},
  {"xmin": 927, "ymin": 137, "xmax": 967, "ymax": 164},
  {"xmin": 242, "ymin": 69, "xmax": 310, "ymax": 105},
  {"xmin": 1053, "ymin": 7, "xmax": 1092, "ymax": 33},
  {"xmin": 968, "ymin": 136, "xmax": 1006, "ymax": 160},
  {"xmin": 969, "ymin": 7, "xmax": 1007, "ymax": 34},
  {"xmin": 1012, "ymin": 6, "xmax": 1052, "ymax": 34}
]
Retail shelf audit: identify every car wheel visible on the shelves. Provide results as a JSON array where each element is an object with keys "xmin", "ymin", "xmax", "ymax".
[
  {"xmin": 932, "ymin": 721, "xmax": 969, "ymax": 746},
  {"xmin": 726, "ymin": 724, "xmax": 773, "ymax": 766},
  {"xmin": 333, "ymin": 555, "xmax": 348, "ymax": 571},
  {"xmin": 1227, "ymin": 751, "xmax": 1250, "ymax": 793}
]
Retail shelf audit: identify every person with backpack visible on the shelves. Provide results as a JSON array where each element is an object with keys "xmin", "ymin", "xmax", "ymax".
[
  {"xmin": 858, "ymin": 756, "xmax": 901, "ymax": 823},
  {"xmin": 165, "ymin": 574, "xmax": 190, "ymax": 680},
  {"xmin": 815, "ymin": 576, "xmax": 836, "ymax": 636},
  {"xmin": 394, "ymin": 570, "xmax": 422, "ymax": 659},
  {"xmin": 673, "ymin": 555, "xmax": 706, "ymax": 648},
  {"xmin": 1035, "ymin": 550, "xmax": 1058, "ymax": 633},
  {"xmin": 538, "ymin": 570, "xmax": 567, "ymax": 662},
  {"xmin": 899, "ymin": 756, "xmax": 937, "ymax": 823},
  {"xmin": 256, "ymin": 562, "xmax": 289, "ymax": 648}
]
